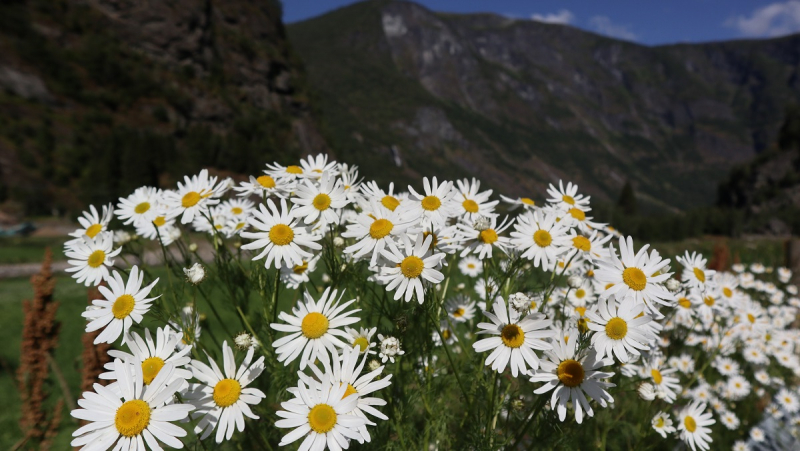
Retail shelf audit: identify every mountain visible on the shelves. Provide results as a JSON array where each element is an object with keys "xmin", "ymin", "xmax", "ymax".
[
  {"xmin": 0, "ymin": 0, "xmax": 327, "ymax": 215},
  {"xmin": 288, "ymin": 0, "xmax": 800, "ymax": 212}
]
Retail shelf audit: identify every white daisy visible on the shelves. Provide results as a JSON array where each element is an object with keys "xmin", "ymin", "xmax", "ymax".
[
  {"xmin": 530, "ymin": 329, "xmax": 615, "ymax": 423},
  {"xmin": 472, "ymin": 296, "xmax": 554, "ymax": 377},
  {"xmin": 404, "ymin": 177, "xmax": 457, "ymax": 228},
  {"xmin": 776, "ymin": 388, "xmax": 800, "ymax": 413},
  {"xmin": 651, "ymin": 411, "xmax": 676, "ymax": 438},
  {"xmin": 186, "ymin": 341, "xmax": 266, "ymax": 443},
  {"xmin": 647, "ymin": 358, "xmax": 681, "ymax": 403},
  {"xmin": 82, "ymin": 266, "xmax": 159, "ymax": 345},
  {"xmin": 292, "ymin": 171, "xmax": 349, "ymax": 226},
  {"xmin": 234, "ymin": 173, "xmax": 290, "ymax": 198},
  {"xmin": 445, "ymin": 295, "xmax": 477, "ymax": 322},
  {"xmin": 720, "ymin": 410, "xmax": 740, "ymax": 429},
  {"xmin": 299, "ymin": 153, "xmax": 338, "ymax": 180},
  {"xmin": 275, "ymin": 376, "xmax": 366, "ymax": 450},
  {"xmin": 509, "ymin": 210, "xmax": 570, "ymax": 271},
  {"xmin": 168, "ymin": 305, "xmax": 202, "ymax": 351},
  {"xmin": 70, "ymin": 359, "xmax": 194, "ymax": 450},
  {"xmin": 456, "ymin": 215, "xmax": 513, "ymax": 260},
  {"xmin": 65, "ymin": 233, "xmax": 122, "ymax": 287},
  {"xmin": 458, "ymin": 255, "xmax": 483, "ymax": 277},
  {"xmin": 564, "ymin": 230, "xmax": 612, "ymax": 263},
  {"xmin": 585, "ymin": 297, "xmax": 656, "ymax": 363},
  {"xmin": 67, "ymin": 203, "xmax": 114, "ymax": 244},
  {"xmin": 240, "ymin": 198, "xmax": 322, "ymax": 269},
  {"xmin": 677, "ymin": 401, "xmax": 715, "ymax": 451},
  {"xmin": 678, "ymin": 251, "xmax": 716, "ymax": 291},
  {"xmin": 115, "ymin": 188, "xmax": 161, "ymax": 227},
  {"xmin": 359, "ymin": 181, "xmax": 404, "ymax": 212},
  {"xmin": 499, "ymin": 194, "xmax": 537, "ymax": 211},
  {"xmin": 280, "ymin": 254, "xmax": 321, "ymax": 289},
  {"xmin": 341, "ymin": 199, "xmax": 419, "ymax": 266},
  {"xmin": 270, "ymin": 287, "xmax": 361, "ymax": 370},
  {"xmin": 345, "ymin": 326, "xmax": 378, "ymax": 355},
  {"xmin": 135, "ymin": 211, "xmax": 180, "ymax": 245},
  {"xmin": 162, "ymin": 169, "xmax": 225, "ymax": 224},
  {"xmin": 453, "ymin": 178, "xmax": 498, "ymax": 222},
  {"xmin": 546, "ymin": 180, "xmax": 591, "ymax": 211},
  {"xmin": 376, "ymin": 234, "xmax": 445, "ymax": 303}
]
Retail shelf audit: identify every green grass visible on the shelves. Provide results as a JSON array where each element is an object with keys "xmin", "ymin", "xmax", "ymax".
[{"xmin": 0, "ymin": 236, "xmax": 67, "ymax": 264}]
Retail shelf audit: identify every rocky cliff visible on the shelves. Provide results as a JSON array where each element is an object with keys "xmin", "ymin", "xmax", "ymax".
[
  {"xmin": 0, "ymin": 0, "xmax": 327, "ymax": 215},
  {"xmin": 288, "ymin": 0, "xmax": 800, "ymax": 212}
]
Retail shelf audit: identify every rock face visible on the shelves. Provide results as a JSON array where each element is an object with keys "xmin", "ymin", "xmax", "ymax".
[
  {"xmin": 0, "ymin": 0, "xmax": 327, "ymax": 214},
  {"xmin": 289, "ymin": 0, "xmax": 800, "ymax": 211}
]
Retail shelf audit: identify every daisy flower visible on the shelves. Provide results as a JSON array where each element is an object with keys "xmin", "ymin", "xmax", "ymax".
[
  {"xmin": 445, "ymin": 295, "xmax": 476, "ymax": 322},
  {"xmin": 70, "ymin": 359, "xmax": 194, "ymax": 450},
  {"xmin": 509, "ymin": 209, "xmax": 570, "ymax": 271},
  {"xmin": 546, "ymin": 180, "xmax": 591, "ymax": 211},
  {"xmin": 377, "ymin": 334, "xmax": 404, "ymax": 363},
  {"xmin": 651, "ymin": 411, "xmax": 676, "ymax": 438},
  {"xmin": 345, "ymin": 326, "xmax": 378, "ymax": 355},
  {"xmin": 453, "ymin": 178, "xmax": 498, "ymax": 222},
  {"xmin": 375, "ymin": 234, "xmax": 445, "ymax": 303},
  {"xmin": 404, "ymin": 177, "xmax": 457, "ymax": 228},
  {"xmin": 292, "ymin": 171, "xmax": 349, "ymax": 226},
  {"xmin": 560, "ymin": 205, "xmax": 605, "ymax": 234},
  {"xmin": 678, "ymin": 251, "xmax": 716, "ymax": 291},
  {"xmin": 359, "ymin": 181, "xmax": 404, "ymax": 212},
  {"xmin": 338, "ymin": 163, "xmax": 364, "ymax": 203},
  {"xmin": 101, "ymin": 327, "xmax": 192, "ymax": 392},
  {"xmin": 530, "ymin": 329, "xmax": 615, "ymax": 423},
  {"xmin": 67, "ymin": 203, "xmax": 114, "ymax": 244},
  {"xmin": 720, "ymin": 410, "xmax": 740, "ymax": 429},
  {"xmin": 473, "ymin": 296, "xmax": 554, "ymax": 377},
  {"xmin": 593, "ymin": 236, "xmax": 675, "ymax": 311},
  {"xmin": 341, "ymin": 199, "xmax": 419, "ymax": 266},
  {"xmin": 585, "ymin": 297, "xmax": 656, "ymax": 363},
  {"xmin": 749, "ymin": 426, "xmax": 765, "ymax": 442},
  {"xmin": 65, "ymin": 233, "xmax": 122, "ymax": 287},
  {"xmin": 116, "ymin": 187, "xmax": 161, "ymax": 226},
  {"xmin": 280, "ymin": 254, "xmax": 321, "ymax": 289},
  {"xmin": 240, "ymin": 198, "xmax": 322, "ymax": 269},
  {"xmin": 186, "ymin": 341, "xmax": 266, "ymax": 443},
  {"xmin": 647, "ymin": 358, "xmax": 681, "ymax": 403},
  {"xmin": 81, "ymin": 266, "xmax": 159, "ymax": 344},
  {"xmin": 499, "ymin": 194, "xmax": 537, "ymax": 211},
  {"xmin": 458, "ymin": 255, "xmax": 483, "ymax": 277},
  {"xmin": 776, "ymin": 388, "xmax": 800, "ymax": 413},
  {"xmin": 162, "ymin": 169, "xmax": 225, "ymax": 224},
  {"xmin": 168, "ymin": 305, "xmax": 202, "ymax": 351},
  {"xmin": 275, "ymin": 376, "xmax": 366, "ymax": 450},
  {"xmin": 299, "ymin": 153, "xmax": 338, "ymax": 180},
  {"xmin": 270, "ymin": 287, "xmax": 361, "ymax": 370},
  {"xmin": 135, "ymin": 210, "xmax": 180, "ymax": 245},
  {"xmin": 677, "ymin": 401, "xmax": 715, "ymax": 451},
  {"xmin": 564, "ymin": 230, "xmax": 612, "ymax": 263},
  {"xmin": 234, "ymin": 173, "xmax": 289, "ymax": 198},
  {"xmin": 267, "ymin": 161, "xmax": 307, "ymax": 181},
  {"xmin": 456, "ymin": 215, "xmax": 513, "ymax": 260}
]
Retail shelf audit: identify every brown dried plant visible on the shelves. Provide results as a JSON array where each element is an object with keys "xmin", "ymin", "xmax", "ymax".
[{"xmin": 17, "ymin": 248, "xmax": 63, "ymax": 449}]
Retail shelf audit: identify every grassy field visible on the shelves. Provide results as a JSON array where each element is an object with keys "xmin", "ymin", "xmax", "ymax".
[{"xmin": 0, "ymin": 236, "xmax": 68, "ymax": 264}]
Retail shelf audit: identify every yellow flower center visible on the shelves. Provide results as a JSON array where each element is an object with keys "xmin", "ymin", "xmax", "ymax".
[
  {"xmin": 575, "ymin": 306, "xmax": 587, "ymax": 317},
  {"xmin": 134, "ymin": 202, "xmax": 151, "ymax": 214},
  {"xmin": 622, "ymin": 267, "xmax": 647, "ymax": 291},
  {"xmin": 684, "ymin": 416, "xmax": 697, "ymax": 433},
  {"xmin": 747, "ymin": 313, "xmax": 756, "ymax": 323},
  {"xmin": 141, "ymin": 357, "xmax": 165, "ymax": 385},
  {"xmin": 568, "ymin": 208, "xmax": 585, "ymax": 221},
  {"xmin": 381, "ymin": 195, "xmax": 400, "ymax": 211},
  {"xmin": 533, "ymin": 230, "xmax": 552, "ymax": 247},
  {"xmin": 268, "ymin": 224, "xmax": 294, "ymax": 246},
  {"xmin": 479, "ymin": 229, "xmax": 498, "ymax": 244},
  {"xmin": 341, "ymin": 383, "xmax": 358, "ymax": 399},
  {"xmin": 678, "ymin": 297, "xmax": 692, "ymax": 309},
  {"xmin": 213, "ymin": 378, "xmax": 241, "ymax": 407},
  {"xmin": 112, "ymin": 294, "xmax": 135, "ymax": 319},
  {"xmin": 292, "ymin": 261, "xmax": 309, "ymax": 275},
  {"xmin": 153, "ymin": 216, "xmax": 166, "ymax": 227},
  {"xmin": 723, "ymin": 287, "xmax": 733, "ymax": 298},
  {"xmin": 577, "ymin": 317, "xmax": 589, "ymax": 334},
  {"xmin": 500, "ymin": 324, "xmax": 525, "ymax": 348},
  {"xmin": 115, "ymin": 399, "xmax": 150, "ymax": 437},
  {"xmin": 462, "ymin": 199, "xmax": 479, "ymax": 213},
  {"xmin": 353, "ymin": 337, "xmax": 369, "ymax": 352},
  {"xmin": 557, "ymin": 359, "xmax": 585, "ymax": 387},
  {"xmin": 87, "ymin": 250, "xmax": 106, "ymax": 268},
  {"xmin": 312, "ymin": 193, "xmax": 332, "ymax": 211},
  {"xmin": 562, "ymin": 195, "xmax": 575, "ymax": 205},
  {"xmin": 704, "ymin": 296, "xmax": 715, "ymax": 306},
  {"xmin": 369, "ymin": 218, "xmax": 394, "ymax": 239},
  {"xmin": 521, "ymin": 197, "xmax": 535, "ymax": 205},
  {"xmin": 231, "ymin": 207, "xmax": 243, "ymax": 215},
  {"xmin": 453, "ymin": 307, "xmax": 465, "ymax": 318},
  {"xmin": 182, "ymin": 191, "xmax": 201, "ymax": 208},
  {"xmin": 574, "ymin": 288, "xmax": 586, "ymax": 299},
  {"xmin": 286, "ymin": 165, "xmax": 303, "ymax": 174},
  {"xmin": 572, "ymin": 236, "xmax": 591, "ymax": 252},
  {"xmin": 655, "ymin": 417, "xmax": 665, "ymax": 428},
  {"xmin": 605, "ymin": 317, "xmax": 628, "ymax": 340},
  {"xmin": 256, "ymin": 175, "xmax": 276, "ymax": 188},
  {"xmin": 308, "ymin": 404, "xmax": 337, "ymax": 434},
  {"xmin": 401, "ymin": 256, "xmax": 424, "ymax": 278},
  {"xmin": 83, "ymin": 223, "xmax": 102, "ymax": 239},
  {"xmin": 651, "ymin": 369, "xmax": 663, "ymax": 385},
  {"xmin": 421, "ymin": 195, "xmax": 441, "ymax": 211},
  {"xmin": 301, "ymin": 312, "xmax": 329, "ymax": 339},
  {"xmin": 693, "ymin": 267, "xmax": 706, "ymax": 283}
]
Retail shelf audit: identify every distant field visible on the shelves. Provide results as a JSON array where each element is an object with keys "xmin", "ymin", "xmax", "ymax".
[{"xmin": 0, "ymin": 236, "xmax": 67, "ymax": 264}]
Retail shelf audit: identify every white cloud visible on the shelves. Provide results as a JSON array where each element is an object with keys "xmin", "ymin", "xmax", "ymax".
[
  {"xmin": 589, "ymin": 15, "xmax": 638, "ymax": 41},
  {"xmin": 725, "ymin": 1, "xmax": 800, "ymax": 37},
  {"xmin": 531, "ymin": 9, "xmax": 575, "ymax": 25}
]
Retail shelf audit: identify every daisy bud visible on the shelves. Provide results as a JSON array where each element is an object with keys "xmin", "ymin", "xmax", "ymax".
[
  {"xmin": 340, "ymin": 263, "xmax": 347, "ymax": 272},
  {"xmin": 184, "ymin": 263, "xmax": 206, "ymax": 284},
  {"xmin": 368, "ymin": 359, "xmax": 381, "ymax": 372},
  {"xmin": 472, "ymin": 215, "xmax": 491, "ymax": 231},
  {"xmin": 665, "ymin": 278, "xmax": 681, "ymax": 292},
  {"xmin": 510, "ymin": 398, "xmax": 524, "ymax": 412},
  {"xmin": 333, "ymin": 236, "xmax": 345, "ymax": 247},
  {"xmin": 188, "ymin": 243, "xmax": 198, "ymax": 252},
  {"xmin": 322, "ymin": 273, "xmax": 331, "ymax": 283},
  {"xmin": 567, "ymin": 275, "xmax": 582, "ymax": 288},
  {"xmin": 456, "ymin": 283, "xmax": 465, "ymax": 290},
  {"xmin": 378, "ymin": 335, "xmax": 404, "ymax": 363},
  {"xmin": 113, "ymin": 230, "xmax": 133, "ymax": 245},
  {"xmin": 638, "ymin": 382, "xmax": 657, "ymax": 401},
  {"xmin": 508, "ymin": 292, "xmax": 531, "ymax": 313},
  {"xmin": 234, "ymin": 331, "xmax": 254, "ymax": 350}
]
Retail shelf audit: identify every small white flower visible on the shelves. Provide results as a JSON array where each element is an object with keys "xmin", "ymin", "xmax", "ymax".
[
  {"xmin": 567, "ymin": 275, "xmax": 583, "ymax": 289},
  {"xmin": 638, "ymin": 382, "xmax": 656, "ymax": 401},
  {"xmin": 378, "ymin": 334, "xmax": 404, "ymax": 363},
  {"xmin": 665, "ymin": 278, "xmax": 681, "ymax": 292},
  {"xmin": 651, "ymin": 411, "xmax": 676, "ymax": 438},
  {"xmin": 508, "ymin": 292, "xmax": 532, "ymax": 313},
  {"xmin": 184, "ymin": 263, "xmax": 206, "ymax": 284},
  {"xmin": 234, "ymin": 332, "xmax": 255, "ymax": 350}
]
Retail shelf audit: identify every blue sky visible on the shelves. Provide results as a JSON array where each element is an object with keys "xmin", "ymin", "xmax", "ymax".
[{"xmin": 283, "ymin": 0, "xmax": 800, "ymax": 45}]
